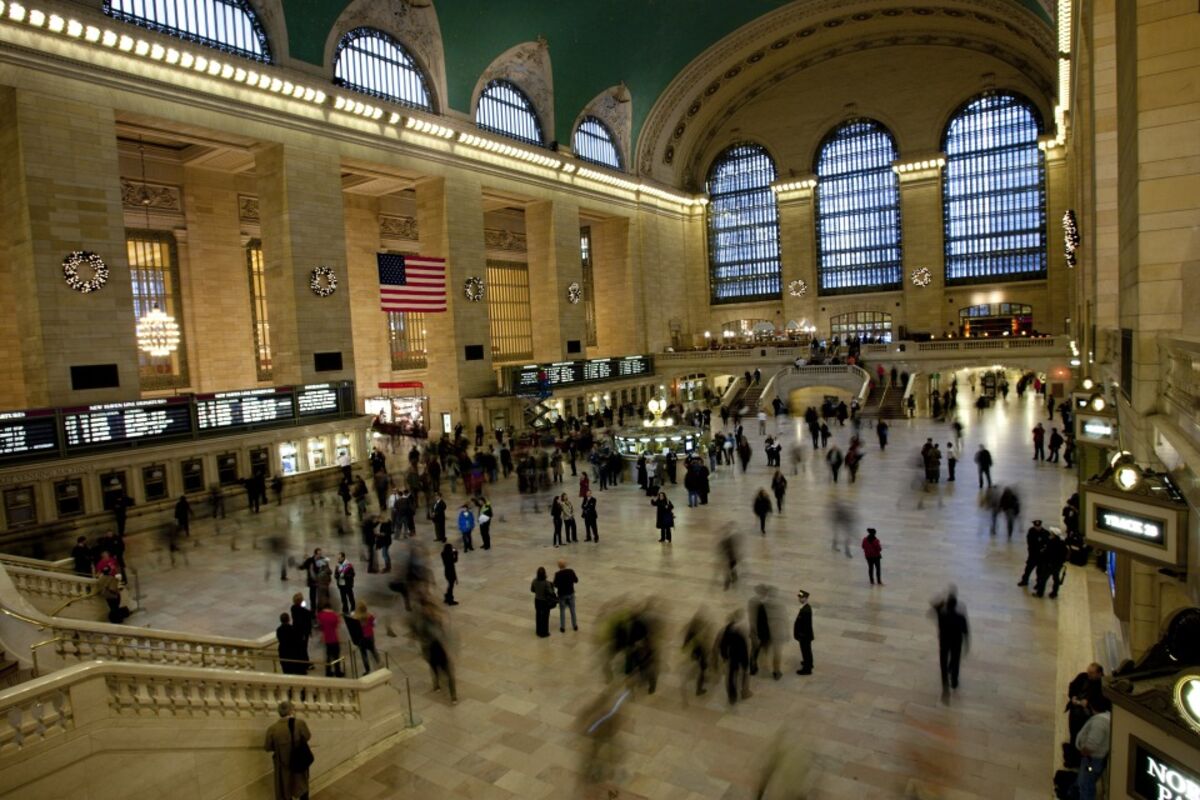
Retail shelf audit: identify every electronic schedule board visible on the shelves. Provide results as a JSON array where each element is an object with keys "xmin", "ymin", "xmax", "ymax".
[
  {"xmin": 510, "ymin": 355, "xmax": 653, "ymax": 393},
  {"xmin": 297, "ymin": 382, "xmax": 353, "ymax": 418},
  {"xmin": 62, "ymin": 397, "xmax": 192, "ymax": 452},
  {"xmin": 0, "ymin": 409, "xmax": 59, "ymax": 462},
  {"xmin": 196, "ymin": 387, "xmax": 295, "ymax": 432}
]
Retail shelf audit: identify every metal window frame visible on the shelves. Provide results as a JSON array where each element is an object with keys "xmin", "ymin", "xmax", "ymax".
[
  {"xmin": 942, "ymin": 91, "xmax": 1047, "ymax": 287},
  {"xmin": 573, "ymin": 116, "xmax": 622, "ymax": 170},
  {"xmin": 244, "ymin": 239, "xmax": 272, "ymax": 381},
  {"xmin": 476, "ymin": 79, "xmax": 545, "ymax": 147},
  {"xmin": 127, "ymin": 229, "xmax": 189, "ymax": 390},
  {"xmin": 829, "ymin": 311, "xmax": 894, "ymax": 343},
  {"xmin": 705, "ymin": 142, "xmax": 782, "ymax": 305},
  {"xmin": 333, "ymin": 27, "xmax": 433, "ymax": 111},
  {"xmin": 814, "ymin": 118, "xmax": 903, "ymax": 296},
  {"xmin": 485, "ymin": 258, "xmax": 534, "ymax": 363},
  {"xmin": 103, "ymin": 0, "xmax": 270, "ymax": 63}
]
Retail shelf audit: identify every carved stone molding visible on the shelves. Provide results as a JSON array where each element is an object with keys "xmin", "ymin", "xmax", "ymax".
[
  {"xmin": 379, "ymin": 214, "xmax": 419, "ymax": 241},
  {"xmin": 473, "ymin": 40, "xmax": 555, "ymax": 145},
  {"xmin": 484, "ymin": 228, "xmax": 526, "ymax": 253},
  {"xmin": 238, "ymin": 194, "xmax": 260, "ymax": 223},
  {"xmin": 120, "ymin": 179, "xmax": 183, "ymax": 214}
]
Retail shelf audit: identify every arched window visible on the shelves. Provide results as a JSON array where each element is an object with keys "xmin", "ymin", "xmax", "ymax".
[
  {"xmin": 943, "ymin": 92, "xmax": 1046, "ymax": 285},
  {"xmin": 104, "ymin": 0, "xmax": 270, "ymax": 62},
  {"xmin": 334, "ymin": 28, "xmax": 432, "ymax": 111},
  {"xmin": 476, "ymin": 80, "xmax": 544, "ymax": 146},
  {"xmin": 814, "ymin": 119, "xmax": 902, "ymax": 295},
  {"xmin": 573, "ymin": 116, "xmax": 621, "ymax": 169},
  {"xmin": 706, "ymin": 143, "xmax": 781, "ymax": 304}
]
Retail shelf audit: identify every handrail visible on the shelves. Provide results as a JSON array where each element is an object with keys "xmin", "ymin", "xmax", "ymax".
[
  {"xmin": 47, "ymin": 593, "xmax": 97, "ymax": 619},
  {"xmin": 0, "ymin": 555, "xmax": 74, "ymax": 575}
]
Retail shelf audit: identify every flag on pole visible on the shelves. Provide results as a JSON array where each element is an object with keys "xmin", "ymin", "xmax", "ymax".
[{"xmin": 377, "ymin": 253, "xmax": 447, "ymax": 313}]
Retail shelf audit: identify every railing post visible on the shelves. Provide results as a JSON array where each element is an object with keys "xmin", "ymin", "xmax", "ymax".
[{"xmin": 404, "ymin": 675, "xmax": 416, "ymax": 728}]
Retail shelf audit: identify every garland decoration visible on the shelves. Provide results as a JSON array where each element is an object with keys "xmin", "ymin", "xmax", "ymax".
[
  {"xmin": 1063, "ymin": 209, "xmax": 1080, "ymax": 269},
  {"xmin": 310, "ymin": 266, "xmax": 338, "ymax": 297},
  {"xmin": 62, "ymin": 251, "xmax": 109, "ymax": 293}
]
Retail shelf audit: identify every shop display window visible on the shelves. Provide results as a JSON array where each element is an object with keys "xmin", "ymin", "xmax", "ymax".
[{"xmin": 279, "ymin": 443, "xmax": 299, "ymax": 476}]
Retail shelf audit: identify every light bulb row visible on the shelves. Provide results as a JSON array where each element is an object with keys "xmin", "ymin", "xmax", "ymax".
[
  {"xmin": 892, "ymin": 157, "xmax": 946, "ymax": 174},
  {"xmin": 457, "ymin": 132, "xmax": 563, "ymax": 170},
  {"xmin": 771, "ymin": 179, "xmax": 817, "ymax": 194}
]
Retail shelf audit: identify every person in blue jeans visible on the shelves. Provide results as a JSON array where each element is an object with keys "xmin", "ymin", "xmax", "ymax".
[
  {"xmin": 553, "ymin": 559, "xmax": 578, "ymax": 633},
  {"xmin": 457, "ymin": 505, "xmax": 475, "ymax": 552},
  {"xmin": 1073, "ymin": 694, "xmax": 1111, "ymax": 800}
]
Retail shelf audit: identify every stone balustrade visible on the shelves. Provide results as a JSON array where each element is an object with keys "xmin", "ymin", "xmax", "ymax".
[
  {"xmin": 0, "ymin": 686, "xmax": 71, "ymax": 756},
  {"xmin": 6, "ymin": 565, "xmax": 95, "ymax": 603}
]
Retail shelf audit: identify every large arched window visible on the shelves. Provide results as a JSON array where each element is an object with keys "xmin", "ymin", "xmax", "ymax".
[
  {"xmin": 476, "ymin": 80, "xmax": 544, "ymax": 146},
  {"xmin": 706, "ymin": 143, "xmax": 782, "ymax": 304},
  {"xmin": 334, "ymin": 28, "xmax": 432, "ymax": 111},
  {"xmin": 573, "ymin": 117, "xmax": 622, "ymax": 169},
  {"xmin": 814, "ymin": 119, "xmax": 902, "ymax": 295},
  {"xmin": 104, "ymin": 0, "xmax": 270, "ymax": 62},
  {"xmin": 943, "ymin": 92, "xmax": 1046, "ymax": 285}
]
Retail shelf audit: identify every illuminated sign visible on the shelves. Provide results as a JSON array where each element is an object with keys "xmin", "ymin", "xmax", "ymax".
[
  {"xmin": 511, "ymin": 355, "xmax": 653, "ymax": 393},
  {"xmin": 196, "ymin": 387, "xmax": 295, "ymax": 431},
  {"xmin": 1176, "ymin": 674, "xmax": 1200, "ymax": 735},
  {"xmin": 1084, "ymin": 420, "xmax": 1115, "ymax": 437},
  {"xmin": 1076, "ymin": 412, "xmax": 1119, "ymax": 445},
  {"xmin": 0, "ymin": 409, "xmax": 58, "ymax": 462},
  {"xmin": 1095, "ymin": 506, "xmax": 1164, "ymax": 544},
  {"xmin": 62, "ymin": 397, "xmax": 192, "ymax": 451},
  {"xmin": 1131, "ymin": 739, "xmax": 1200, "ymax": 800}
]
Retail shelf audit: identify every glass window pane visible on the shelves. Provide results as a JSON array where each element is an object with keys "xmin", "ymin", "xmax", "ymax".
[
  {"xmin": 705, "ymin": 143, "xmax": 782, "ymax": 304},
  {"xmin": 245, "ymin": 240, "xmax": 272, "ymax": 380},
  {"xmin": 485, "ymin": 259, "xmax": 533, "ymax": 362},
  {"xmin": 127, "ymin": 230, "xmax": 189, "ymax": 389},
  {"xmin": 573, "ymin": 117, "xmax": 621, "ymax": 170},
  {"xmin": 476, "ymin": 80, "xmax": 544, "ymax": 147},
  {"xmin": 333, "ymin": 28, "xmax": 432, "ymax": 111},
  {"xmin": 104, "ymin": 0, "xmax": 269, "ymax": 62}
]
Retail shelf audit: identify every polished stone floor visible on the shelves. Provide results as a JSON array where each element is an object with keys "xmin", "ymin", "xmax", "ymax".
[{"xmin": 128, "ymin": 382, "xmax": 1080, "ymax": 799}]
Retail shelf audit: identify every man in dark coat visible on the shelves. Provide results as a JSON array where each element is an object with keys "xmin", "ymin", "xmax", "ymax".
[
  {"xmin": 276, "ymin": 613, "xmax": 308, "ymax": 675},
  {"xmin": 264, "ymin": 701, "xmax": 311, "ymax": 800},
  {"xmin": 1034, "ymin": 529, "xmax": 1068, "ymax": 598},
  {"xmin": 932, "ymin": 589, "xmax": 969, "ymax": 700},
  {"xmin": 441, "ymin": 543, "xmax": 459, "ymax": 605},
  {"xmin": 1018, "ymin": 520, "xmax": 1050, "ymax": 587},
  {"xmin": 430, "ymin": 492, "xmax": 447, "ymax": 542},
  {"xmin": 718, "ymin": 610, "xmax": 751, "ymax": 704},
  {"xmin": 793, "ymin": 590, "xmax": 814, "ymax": 675}
]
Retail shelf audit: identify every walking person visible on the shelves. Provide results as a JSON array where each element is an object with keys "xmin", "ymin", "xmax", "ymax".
[
  {"xmin": 932, "ymin": 587, "xmax": 968, "ymax": 702},
  {"xmin": 553, "ymin": 559, "xmax": 579, "ymax": 633},
  {"xmin": 1048, "ymin": 428, "xmax": 1064, "ymax": 463},
  {"xmin": 752, "ymin": 489, "xmax": 772, "ymax": 535},
  {"xmin": 441, "ymin": 542, "xmax": 459, "ymax": 605},
  {"xmin": 748, "ymin": 586, "xmax": 782, "ymax": 680},
  {"xmin": 718, "ymin": 610, "xmax": 752, "ymax": 704},
  {"xmin": 862, "ymin": 528, "xmax": 883, "ymax": 585},
  {"xmin": 264, "ymin": 701, "xmax": 312, "ymax": 800},
  {"xmin": 652, "ymin": 491, "xmax": 674, "ymax": 543},
  {"xmin": 975, "ymin": 444, "xmax": 993, "ymax": 488},
  {"xmin": 530, "ymin": 566, "xmax": 557, "ymax": 638},
  {"xmin": 581, "ymin": 490, "xmax": 598, "ymax": 542},
  {"xmin": 1032, "ymin": 423, "xmax": 1046, "ymax": 461},
  {"xmin": 876, "ymin": 419, "xmax": 888, "ymax": 450},
  {"xmin": 457, "ymin": 504, "xmax": 475, "ymax": 552},
  {"xmin": 771, "ymin": 470, "xmax": 788, "ymax": 512},
  {"xmin": 826, "ymin": 445, "xmax": 843, "ymax": 483},
  {"xmin": 793, "ymin": 590, "xmax": 814, "ymax": 675},
  {"xmin": 173, "ymin": 495, "xmax": 193, "ymax": 537},
  {"xmin": 350, "ymin": 601, "xmax": 378, "ymax": 673},
  {"xmin": 315, "ymin": 602, "xmax": 344, "ymax": 677},
  {"xmin": 334, "ymin": 552, "xmax": 355, "ymax": 613}
]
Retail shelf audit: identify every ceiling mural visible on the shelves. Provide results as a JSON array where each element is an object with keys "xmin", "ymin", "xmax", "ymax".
[{"xmin": 278, "ymin": 0, "xmax": 1052, "ymax": 151}]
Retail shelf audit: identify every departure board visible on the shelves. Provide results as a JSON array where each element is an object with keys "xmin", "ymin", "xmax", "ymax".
[
  {"xmin": 296, "ymin": 383, "xmax": 341, "ymax": 417},
  {"xmin": 511, "ymin": 355, "xmax": 653, "ymax": 393},
  {"xmin": 62, "ymin": 397, "xmax": 192, "ymax": 451},
  {"xmin": 196, "ymin": 387, "xmax": 295, "ymax": 431},
  {"xmin": 0, "ymin": 409, "xmax": 59, "ymax": 461}
]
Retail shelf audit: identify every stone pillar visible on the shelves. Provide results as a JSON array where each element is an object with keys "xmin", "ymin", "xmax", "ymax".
[
  {"xmin": 525, "ymin": 199, "xmax": 586, "ymax": 360},
  {"xmin": 182, "ymin": 166, "xmax": 257, "ymax": 391},
  {"xmin": 343, "ymin": 193, "xmax": 395, "ymax": 394},
  {"xmin": 776, "ymin": 185, "xmax": 818, "ymax": 330},
  {"xmin": 896, "ymin": 164, "xmax": 945, "ymax": 338},
  {"xmin": 590, "ymin": 216, "xmax": 638, "ymax": 355},
  {"xmin": 415, "ymin": 176, "xmax": 494, "ymax": 425},
  {"xmin": 1043, "ymin": 150, "xmax": 1072, "ymax": 336},
  {"xmin": 255, "ymin": 143, "xmax": 355, "ymax": 386},
  {"xmin": 0, "ymin": 88, "xmax": 138, "ymax": 407}
]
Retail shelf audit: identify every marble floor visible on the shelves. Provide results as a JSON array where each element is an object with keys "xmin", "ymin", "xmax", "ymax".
[{"xmin": 127, "ymin": 385, "xmax": 1081, "ymax": 799}]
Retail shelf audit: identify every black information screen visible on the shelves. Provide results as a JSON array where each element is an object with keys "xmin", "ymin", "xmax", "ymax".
[
  {"xmin": 1094, "ymin": 504, "xmax": 1166, "ymax": 546},
  {"xmin": 1131, "ymin": 739, "xmax": 1198, "ymax": 800},
  {"xmin": 196, "ymin": 387, "xmax": 295, "ymax": 431},
  {"xmin": 512, "ymin": 355, "xmax": 653, "ymax": 392},
  {"xmin": 616, "ymin": 355, "xmax": 651, "ymax": 377},
  {"xmin": 63, "ymin": 398, "xmax": 192, "ymax": 451},
  {"xmin": 297, "ymin": 383, "xmax": 341, "ymax": 417},
  {"xmin": 0, "ymin": 409, "xmax": 59, "ymax": 461}
]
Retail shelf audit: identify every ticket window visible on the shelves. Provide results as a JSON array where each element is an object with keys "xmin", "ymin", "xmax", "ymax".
[
  {"xmin": 54, "ymin": 478, "xmax": 84, "ymax": 518},
  {"xmin": 3, "ymin": 486, "xmax": 37, "ymax": 528},
  {"xmin": 181, "ymin": 458, "xmax": 205, "ymax": 493},
  {"xmin": 307, "ymin": 437, "xmax": 329, "ymax": 469},
  {"xmin": 249, "ymin": 447, "xmax": 270, "ymax": 479},
  {"xmin": 142, "ymin": 465, "xmax": 168, "ymax": 502},
  {"xmin": 217, "ymin": 453, "xmax": 239, "ymax": 486},
  {"xmin": 335, "ymin": 434, "xmax": 352, "ymax": 462},
  {"xmin": 279, "ymin": 442, "xmax": 299, "ymax": 476},
  {"xmin": 100, "ymin": 471, "xmax": 127, "ymax": 511}
]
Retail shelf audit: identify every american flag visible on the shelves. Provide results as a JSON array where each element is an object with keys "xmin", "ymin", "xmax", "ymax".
[{"xmin": 377, "ymin": 253, "xmax": 447, "ymax": 313}]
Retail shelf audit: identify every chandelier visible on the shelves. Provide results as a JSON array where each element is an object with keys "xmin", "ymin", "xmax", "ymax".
[{"xmin": 136, "ymin": 304, "xmax": 181, "ymax": 357}]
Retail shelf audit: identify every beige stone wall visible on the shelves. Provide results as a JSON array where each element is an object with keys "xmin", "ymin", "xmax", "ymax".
[{"xmin": 526, "ymin": 198, "xmax": 586, "ymax": 360}]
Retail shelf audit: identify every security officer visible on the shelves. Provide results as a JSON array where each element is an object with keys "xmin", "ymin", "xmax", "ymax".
[
  {"xmin": 1034, "ymin": 528, "xmax": 1068, "ymax": 598},
  {"xmin": 1018, "ymin": 519, "xmax": 1050, "ymax": 589}
]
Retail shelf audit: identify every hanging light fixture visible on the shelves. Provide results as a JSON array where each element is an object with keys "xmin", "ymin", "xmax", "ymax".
[{"xmin": 137, "ymin": 303, "xmax": 181, "ymax": 357}]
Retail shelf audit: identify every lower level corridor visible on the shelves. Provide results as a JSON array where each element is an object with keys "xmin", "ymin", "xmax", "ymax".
[{"xmin": 130, "ymin": 389, "xmax": 1081, "ymax": 799}]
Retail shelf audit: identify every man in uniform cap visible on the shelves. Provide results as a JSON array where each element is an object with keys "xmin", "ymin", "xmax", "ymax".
[
  {"xmin": 793, "ymin": 590, "xmax": 814, "ymax": 675},
  {"xmin": 1018, "ymin": 519, "xmax": 1050, "ymax": 588}
]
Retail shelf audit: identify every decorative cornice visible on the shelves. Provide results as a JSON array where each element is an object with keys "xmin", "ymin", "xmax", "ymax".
[
  {"xmin": 120, "ymin": 179, "xmax": 183, "ymax": 214},
  {"xmin": 237, "ymin": 194, "xmax": 259, "ymax": 223},
  {"xmin": 379, "ymin": 214, "xmax": 418, "ymax": 241},
  {"xmin": 484, "ymin": 228, "xmax": 526, "ymax": 253}
]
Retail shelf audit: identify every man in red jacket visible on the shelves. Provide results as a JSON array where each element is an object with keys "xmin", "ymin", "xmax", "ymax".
[{"xmin": 861, "ymin": 528, "xmax": 883, "ymax": 585}]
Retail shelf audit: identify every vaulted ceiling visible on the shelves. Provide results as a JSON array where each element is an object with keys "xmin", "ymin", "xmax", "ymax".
[{"xmin": 277, "ymin": 0, "xmax": 1053, "ymax": 148}]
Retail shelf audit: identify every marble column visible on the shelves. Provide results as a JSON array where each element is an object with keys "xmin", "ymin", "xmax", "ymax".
[
  {"xmin": 896, "ymin": 164, "xmax": 945, "ymax": 338},
  {"xmin": 525, "ymin": 198, "xmax": 586, "ymax": 360},
  {"xmin": 776, "ymin": 183, "xmax": 818, "ymax": 330}
]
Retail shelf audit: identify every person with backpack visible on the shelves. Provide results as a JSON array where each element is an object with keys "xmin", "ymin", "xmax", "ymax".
[{"xmin": 264, "ymin": 701, "xmax": 312, "ymax": 800}]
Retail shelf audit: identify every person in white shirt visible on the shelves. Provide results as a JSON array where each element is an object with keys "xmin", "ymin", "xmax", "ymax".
[
  {"xmin": 945, "ymin": 441, "xmax": 959, "ymax": 482},
  {"xmin": 757, "ymin": 410, "xmax": 768, "ymax": 435},
  {"xmin": 337, "ymin": 451, "xmax": 352, "ymax": 482},
  {"xmin": 1073, "ymin": 694, "xmax": 1112, "ymax": 800}
]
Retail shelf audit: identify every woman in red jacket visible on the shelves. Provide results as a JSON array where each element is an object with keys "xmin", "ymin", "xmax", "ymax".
[{"xmin": 861, "ymin": 528, "xmax": 883, "ymax": 585}]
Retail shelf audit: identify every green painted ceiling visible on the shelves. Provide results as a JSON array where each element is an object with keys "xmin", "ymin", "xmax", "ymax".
[{"xmin": 279, "ymin": 0, "xmax": 1051, "ymax": 148}]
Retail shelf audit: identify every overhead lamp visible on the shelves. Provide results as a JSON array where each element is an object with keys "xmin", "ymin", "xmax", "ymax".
[
  {"xmin": 1115, "ymin": 464, "xmax": 1140, "ymax": 492},
  {"xmin": 1090, "ymin": 394, "xmax": 1106, "ymax": 412},
  {"xmin": 1081, "ymin": 377, "xmax": 1094, "ymax": 391},
  {"xmin": 136, "ymin": 304, "xmax": 181, "ymax": 357}
]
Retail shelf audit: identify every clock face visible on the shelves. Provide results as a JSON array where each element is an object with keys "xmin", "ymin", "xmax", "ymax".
[
  {"xmin": 567, "ymin": 282, "xmax": 582, "ymax": 304},
  {"xmin": 463, "ymin": 276, "xmax": 485, "ymax": 302}
]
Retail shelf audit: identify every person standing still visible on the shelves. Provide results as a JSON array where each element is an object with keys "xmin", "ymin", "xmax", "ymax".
[
  {"xmin": 315, "ymin": 603, "xmax": 344, "ymax": 677},
  {"xmin": 975, "ymin": 445, "xmax": 993, "ymax": 489},
  {"xmin": 862, "ymin": 529, "xmax": 883, "ymax": 585},
  {"xmin": 457, "ymin": 505, "xmax": 475, "ymax": 552},
  {"xmin": 530, "ymin": 566, "xmax": 556, "ymax": 638},
  {"xmin": 334, "ymin": 553, "xmax": 355, "ymax": 612},
  {"xmin": 264, "ymin": 701, "xmax": 312, "ymax": 800},
  {"xmin": 793, "ymin": 590, "xmax": 814, "ymax": 675},
  {"xmin": 553, "ymin": 559, "xmax": 579, "ymax": 633},
  {"xmin": 478, "ymin": 498, "xmax": 493, "ymax": 550},
  {"xmin": 1073, "ymin": 694, "xmax": 1112, "ymax": 800},
  {"xmin": 560, "ymin": 494, "xmax": 578, "ymax": 543},
  {"xmin": 430, "ymin": 492, "xmax": 447, "ymax": 543},
  {"xmin": 581, "ymin": 490, "xmax": 598, "ymax": 542},
  {"xmin": 652, "ymin": 492, "xmax": 674, "ymax": 543},
  {"xmin": 174, "ymin": 495, "xmax": 193, "ymax": 537},
  {"xmin": 945, "ymin": 442, "xmax": 958, "ymax": 482},
  {"xmin": 550, "ymin": 494, "xmax": 564, "ymax": 547},
  {"xmin": 441, "ymin": 542, "xmax": 459, "ymax": 605}
]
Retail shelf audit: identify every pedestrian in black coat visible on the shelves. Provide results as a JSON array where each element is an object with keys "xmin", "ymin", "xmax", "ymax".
[
  {"xmin": 441, "ymin": 543, "xmax": 459, "ymax": 605},
  {"xmin": 651, "ymin": 492, "xmax": 674, "ymax": 543},
  {"xmin": 581, "ymin": 492, "xmax": 599, "ymax": 542},
  {"xmin": 430, "ymin": 492, "xmax": 447, "ymax": 542},
  {"xmin": 793, "ymin": 591, "xmax": 814, "ymax": 675},
  {"xmin": 717, "ymin": 611, "xmax": 751, "ymax": 704},
  {"xmin": 752, "ymin": 489, "xmax": 772, "ymax": 534},
  {"xmin": 932, "ymin": 588, "xmax": 968, "ymax": 700},
  {"xmin": 276, "ymin": 613, "xmax": 309, "ymax": 675}
]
